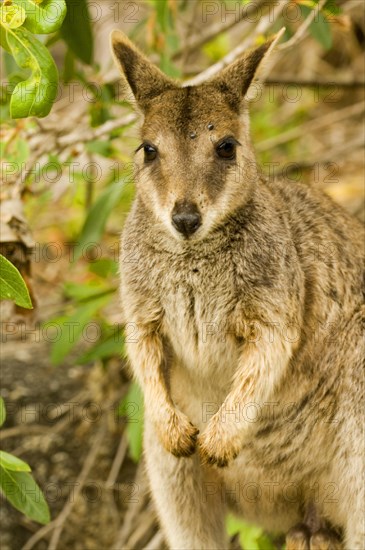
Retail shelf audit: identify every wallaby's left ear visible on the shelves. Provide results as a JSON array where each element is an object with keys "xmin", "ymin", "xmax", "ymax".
[
  {"xmin": 110, "ymin": 30, "xmax": 176, "ymax": 111},
  {"xmin": 211, "ymin": 28, "xmax": 285, "ymax": 103}
]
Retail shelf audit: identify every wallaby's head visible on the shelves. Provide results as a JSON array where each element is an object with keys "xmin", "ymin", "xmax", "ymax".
[{"xmin": 111, "ymin": 31, "xmax": 282, "ymax": 241}]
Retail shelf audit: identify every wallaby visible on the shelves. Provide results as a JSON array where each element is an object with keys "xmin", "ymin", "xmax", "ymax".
[{"xmin": 111, "ymin": 29, "xmax": 364, "ymax": 550}]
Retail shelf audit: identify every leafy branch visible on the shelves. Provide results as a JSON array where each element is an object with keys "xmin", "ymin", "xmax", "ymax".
[{"xmin": 0, "ymin": 0, "xmax": 66, "ymax": 118}]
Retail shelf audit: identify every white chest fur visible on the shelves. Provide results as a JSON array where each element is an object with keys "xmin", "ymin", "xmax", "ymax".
[{"xmin": 160, "ymin": 272, "xmax": 239, "ymax": 426}]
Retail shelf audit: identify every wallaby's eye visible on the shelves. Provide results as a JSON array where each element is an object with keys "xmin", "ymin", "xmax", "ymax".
[
  {"xmin": 136, "ymin": 142, "xmax": 158, "ymax": 162},
  {"xmin": 216, "ymin": 138, "xmax": 239, "ymax": 160},
  {"xmin": 144, "ymin": 144, "xmax": 157, "ymax": 162}
]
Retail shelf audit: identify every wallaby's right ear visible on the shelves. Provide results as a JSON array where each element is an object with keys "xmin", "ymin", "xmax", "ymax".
[{"xmin": 110, "ymin": 31, "xmax": 175, "ymax": 110}]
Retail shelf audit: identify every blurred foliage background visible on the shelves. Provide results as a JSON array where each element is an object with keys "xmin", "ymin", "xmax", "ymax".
[{"xmin": 0, "ymin": 0, "xmax": 364, "ymax": 548}]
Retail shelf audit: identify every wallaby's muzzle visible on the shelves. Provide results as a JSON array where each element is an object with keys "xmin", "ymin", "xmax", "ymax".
[{"xmin": 171, "ymin": 201, "xmax": 202, "ymax": 238}]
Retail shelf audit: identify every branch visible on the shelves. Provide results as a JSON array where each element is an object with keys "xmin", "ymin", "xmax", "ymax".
[
  {"xmin": 272, "ymin": 135, "xmax": 365, "ymax": 177},
  {"xmin": 113, "ymin": 463, "xmax": 149, "ymax": 548},
  {"xmin": 173, "ymin": 0, "xmax": 268, "ymax": 61},
  {"xmin": 264, "ymin": 77, "xmax": 365, "ymax": 89},
  {"xmin": 57, "ymin": 113, "xmax": 137, "ymax": 150},
  {"xmin": 126, "ymin": 505, "xmax": 157, "ymax": 549},
  {"xmin": 22, "ymin": 520, "xmax": 58, "ymax": 550},
  {"xmin": 17, "ymin": 112, "xmax": 137, "ymax": 188},
  {"xmin": 46, "ymin": 421, "xmax": 108, "ymax": 550},
  {"xmin": 143, "ymin": 530, "xmax": 165, "ymax": 550},
  {"xmin": 185, "ymin": 0, "xmax": 288, "ymax": 86},
  {"xmin": 256, "ymin": 100, "xmax": 365, "ymax": 152}
]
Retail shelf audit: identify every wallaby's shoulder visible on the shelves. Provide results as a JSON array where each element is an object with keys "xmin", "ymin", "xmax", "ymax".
[{"xmin": 268, "ymin": 177, "xmax": 365, "ymax": 251}]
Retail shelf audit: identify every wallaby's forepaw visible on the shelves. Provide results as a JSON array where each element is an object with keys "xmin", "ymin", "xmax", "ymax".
[
  {"xmin": 286, "ymin": 524, "xmax": 342, "ymax": 550},
  {"xmin": 286, "ymin": 524, "xmax": 310, "ymax": 550},
  {"xmin": 310, "ymin": 529, "xmax": 342, "ymax": 550},
  {"xmin": 159, "ymin": 410, "xmax": 199, "ymax": 458},
  {"xmin": 198, "ymin": 416, "xmax": 241, "ymax": 467}
]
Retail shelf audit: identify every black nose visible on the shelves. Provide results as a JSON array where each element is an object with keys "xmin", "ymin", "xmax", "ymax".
[{"xmin": 171, "ymin": 202, "xmax": 202, "ymax": 237}]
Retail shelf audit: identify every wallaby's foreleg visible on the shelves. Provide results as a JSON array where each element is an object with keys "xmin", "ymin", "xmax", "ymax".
[
  {"xmin": 144, "ymin": 417, "xmax": 228, "ymax": 550},
  {"xmin": 199, "ymin": 325, "xmax": 293, "ymax": 466},
  {"xmin": 127, "ymin": 328, "xmax": 198, "ymax": 456}
]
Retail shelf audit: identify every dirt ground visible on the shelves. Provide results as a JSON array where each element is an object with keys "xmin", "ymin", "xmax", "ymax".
[{"xmin": 0, "ymin": 337, "xmax": 153, "ymax": 550}]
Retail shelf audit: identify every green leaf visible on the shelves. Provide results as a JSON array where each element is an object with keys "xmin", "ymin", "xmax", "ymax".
[
  {"xmin": 300, "ymin": 4, "xmax": 333, "ymax": 50},
  {"xmin": 17, "ymin": 138, "xmax": 30, "ymax": 163},
  {"xmin": 310, "ymin": 10, "xmax": 332, "ymax": 50},
  {"xmin": 0, "ymin": 133, "xmax": 29, "ymax": 164},
  {"xmin": 88, "ymin": 259, "xmax": 118, "ymax": 278},
  {"xmin": 0, "ymin": 23, "xmax": 11, "ymax": 52},
  {"xmin": 63, "ymin": 281, "xmax": 115, "ymax": 302},
  {"xmin": 256, "ymin": 532, "xmax": 278, "ymax": 550},
  {"xmin": 63, "ymin": 47, "xmax": 75, "ymax": 83},
  {"xmin": 0, "ymin": 255, "xmax": 32, "ymax": 309},
  {"xmin": 311, "ymin": 0, "xmax": 341, "ymax": 14},
  {"xmin": 226, "ymin": 515, "xmax": 277, "ymax": 550},
  {"xmin": 74, "ymin": 179, "xmax": 128, "ymax": 261},
  {"xmin": 0, "ymin": 4, "xmax": 26, "ymax": 29},
  {"xmin": 60, "ymin": 0, "xmax": 93, "ymax": 65},
  {"xmin": 323, "ymin": 0, "xmax": 341, "ymax": 17},
  {"xmin": 119, "ymin": 383, "xmax": 144, "ymax": 462},
  {"xmin": 46, "ymin": 294, "xmax": 111, "ymax": 365},
  {"xmin": 160, "ymin": 53, "xmax": 180, "ymax": 78},
  {"xmin": 79, "ymin": 334, "xmax": 124, "ymax": 364},
  {"xmin": 0, "ymin": 398, "xmax": 6, "ymax": 428},
  {"xmin": 0, "ymin": 451, "xmax": 31, "ymax": 472},
  {"xmin": 86, "ymin": 140, "xmax": 114, "ymax": 157},
  {"xmin": 0, "ymin": 467, "xmax": 50, "ymax": 524},
  {"xmin": 203, "ymin": 34, "xmax": 229, "ymax": 63},
  {"xmin": 12, "ymin": 0, "xmax": 66, "ymax": 34},
  {"xmin": 2, "ymin": 25, "xmax": 58, "ymax": 118}
]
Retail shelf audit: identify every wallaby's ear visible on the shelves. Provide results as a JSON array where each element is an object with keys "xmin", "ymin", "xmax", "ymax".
[
  {"xmin": 211, "ymin": 28, "xmax": 285, "ymax": 105},
  {"xmin": 110, "ymin": 30, "xmax": 176, "ymax": 110}
]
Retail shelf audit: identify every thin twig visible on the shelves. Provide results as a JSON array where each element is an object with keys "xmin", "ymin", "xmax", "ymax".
[
  {"xmin": 113, "ymin": 463, "xmax": 149, "ymax": 548},
  {"xmin": 22, "ymin": 520, "xmax": 58, "ymax": 550},
  {"xmin": 264, "ymin": 77, "xmax": 365, "ymax": 89},
  {"xmin": 106, "ymin": 433, "xmax": 128, "ymax": 487},
  {"xmin": 57, "ymin": 113, "xmax": 137, "ymax": 150},
  {"xmin": 142, "ymin": 530, "xmax": 165, "ymax": 550},
  {"xmin": 173, "ymin": 0, "xmax": 267, "ymax": 61},
  {"xmin": 0, "ymin": 425, "xmax": 49, "ymax": 440},
  {"xmin": 272, "ymin": 135, "xmax": 365, "ymax": 178},
  {"xmin": 125, "ymin": 504, "xmax": 157, "ymax": 549},
  {"xmin": 180, "ymin": 0, "xmax": 202, "ymax": 72},
  {"xmin": 46, "ymin": 420, "xmax": 108, "ymax": 550},
  {"xmin": 185, "ymin": 0, "xmax": 287, "ymax": 86}
]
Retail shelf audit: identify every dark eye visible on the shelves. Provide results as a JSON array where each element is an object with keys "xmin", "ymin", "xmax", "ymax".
[
  {"xmin": 216, "ymin": 139, "xmax": 237, "ymax": 160},
  {"xmin": 144, "ymin": 144, "xmax": 157, "ymax": 162}
]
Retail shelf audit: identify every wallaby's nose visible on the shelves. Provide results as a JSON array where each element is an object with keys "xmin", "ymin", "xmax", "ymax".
[{"xmin": 171, "ymin": 201, "xmax": 202, "ymax": 237}]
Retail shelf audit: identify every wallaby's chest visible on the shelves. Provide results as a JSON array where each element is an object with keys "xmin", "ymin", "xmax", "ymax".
[{"xmin": 159, "ymin": 252, "xmax": 240, "ymax": 382}]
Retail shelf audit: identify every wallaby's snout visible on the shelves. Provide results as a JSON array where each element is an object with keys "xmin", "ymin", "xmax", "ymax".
[{"xmin": 171, "ymin": 201, "xmax": 201, "ymax": 238}]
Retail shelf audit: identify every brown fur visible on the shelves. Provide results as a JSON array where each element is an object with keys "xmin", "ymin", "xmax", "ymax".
[{"xmin": 111, "ymin": 30, "xmax": 365, "ymax": 549}]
